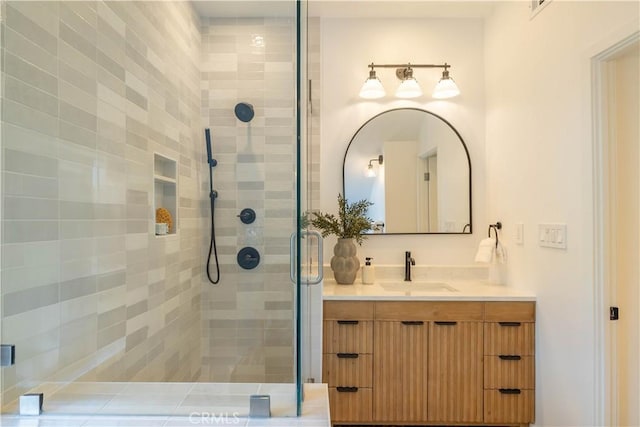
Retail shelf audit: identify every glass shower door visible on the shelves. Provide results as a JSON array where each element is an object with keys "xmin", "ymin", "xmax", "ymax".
[
  {"xmin": 0, "ymin": 0, "xmax": 308, "ymax": 419},
  {"xmin": 295, "ymin": 0, "xmax": 324, "ymax": 415}
]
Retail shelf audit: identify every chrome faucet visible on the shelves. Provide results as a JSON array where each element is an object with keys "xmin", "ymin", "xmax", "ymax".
[{"xmin": 404, "ymin": 251, "xmax": 416, "ymax": 281}]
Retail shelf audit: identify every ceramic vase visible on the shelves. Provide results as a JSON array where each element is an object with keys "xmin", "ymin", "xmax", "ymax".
[{"xmin": 330, "ymin": 238, "xmax": 360, "ymax": 284}]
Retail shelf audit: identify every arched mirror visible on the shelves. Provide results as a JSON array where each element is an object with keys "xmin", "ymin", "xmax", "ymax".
[{"xmin": 343, "ymin": 108, "xmax": 472, "ymax": 234}]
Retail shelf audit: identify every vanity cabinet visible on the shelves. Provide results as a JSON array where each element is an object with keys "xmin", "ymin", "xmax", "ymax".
[{"xmin": 323, "ymin": 300, "xmax": 536, "ymax": 427}]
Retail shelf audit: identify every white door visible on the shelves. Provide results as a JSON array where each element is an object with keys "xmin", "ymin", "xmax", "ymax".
[
  {"xmin": 427, "ymin": 154, "xmax": 438, "ymax": 232},
  {"xmin": 384, "ymin": 140, "xmax": 418, "ymax": 233},
  {"xmin": 606, "ymin": 39, "xmax": 640, "ymax": 427},
  {"xmin": 417, "ymin": 153, "xmax": 438, "ymax": 232}
]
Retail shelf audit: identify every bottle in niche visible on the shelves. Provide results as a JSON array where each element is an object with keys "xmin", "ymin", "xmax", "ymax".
[{"xmin": 362, "ymin": 257, "xmax": 375, "ymax": 285}]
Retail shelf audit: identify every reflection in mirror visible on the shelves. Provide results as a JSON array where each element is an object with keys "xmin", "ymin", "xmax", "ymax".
[{"xmin": 343, "ymin": 108, "xmax": 471, "ymax": 234}]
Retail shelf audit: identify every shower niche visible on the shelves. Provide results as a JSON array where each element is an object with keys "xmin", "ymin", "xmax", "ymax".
[{"xmin": 153, "ymin": 153, "xmax": 178, "ymax": 236}]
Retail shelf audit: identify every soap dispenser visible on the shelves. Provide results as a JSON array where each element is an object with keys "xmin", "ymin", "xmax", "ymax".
[{"xmin": 362, "ymin": 257, "xmax": 375, "ymax": 285}]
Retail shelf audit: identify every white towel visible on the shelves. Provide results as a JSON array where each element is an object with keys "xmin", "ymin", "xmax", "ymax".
[
  {"xmin": 495, "ymin": 241, "xmax": 507, "ymax": 264},
  {"xmin": 474, "ymin": 238, "xmax": 496, "ymax": 263},
  {"xmin": 475, "ymin": 238, "xmax": 508, "ymax": 264}
]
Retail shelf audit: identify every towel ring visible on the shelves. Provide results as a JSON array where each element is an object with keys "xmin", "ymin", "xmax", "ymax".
[{"xmin": 488, "ymin": 221, "xmax": 502, "ymax": 248}]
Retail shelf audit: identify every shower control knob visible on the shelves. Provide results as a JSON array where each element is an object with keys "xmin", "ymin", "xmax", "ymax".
[
  {"xmin": 237, "ymin": 247, "xmax": 260, "ymax": 270},
  {"xmin": 237, "ymin": 208, "xmax": 256, "ymax": 224}
]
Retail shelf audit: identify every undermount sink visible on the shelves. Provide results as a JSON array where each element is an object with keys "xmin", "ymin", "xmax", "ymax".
[{"xmin": 379, "ymin": 282, "xmax": 458, "ymax": 292}]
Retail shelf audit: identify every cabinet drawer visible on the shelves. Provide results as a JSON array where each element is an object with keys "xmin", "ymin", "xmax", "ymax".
[
  {"xmin": 323, "ymin": 353, "xmax": 372, "ymax": 387},
  {"xmin": 375, "ymin": 301, "xmax": 484, "ymax": 321},
  {"xmin": 328, "ymin": 386, "xmax": 372, "ymax": 423},
  {"xmin": 484, "ymin": 355, "xmax": 535, "ymax": 389},
  {"xmin": 323, "ymin": 320, "xmax": 373, "ymax": 353},
  {"xmin": 485, "ymin": 301, "xmax": 535, "ymax": 322},
  {"xmin": 484, "ymin": 322, "xmax": 535, "ymax": 355},
  {"xmin": 484, "ymin": 389, "xmax": 535, "ymax": 424},
  {"xmin": 324, "ymin": 301, "xmax": 374, "ymax": 320}
]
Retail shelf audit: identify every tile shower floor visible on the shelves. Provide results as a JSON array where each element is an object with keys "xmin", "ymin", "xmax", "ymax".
[{"xmin": 0, "ymin": 383, "xmax": 330, "ymax": 427}]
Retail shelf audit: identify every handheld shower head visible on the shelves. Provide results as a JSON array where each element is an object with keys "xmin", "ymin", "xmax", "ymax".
[
  {"xmin": 204, "ymin": 128, "xmax": 217, "ymax": 167},
  {"xmin": 204, "ymin": 128, "xmax": 221, "ymax": 285}
]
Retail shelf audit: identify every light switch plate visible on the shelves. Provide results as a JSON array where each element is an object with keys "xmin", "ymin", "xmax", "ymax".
[
  {"xmin": 515, "ymin": 223, "xmax": 524, "ymax": 245},
  {"xmin": 538, "ymin": 223, "xmax": 567, "ymax": 249}
]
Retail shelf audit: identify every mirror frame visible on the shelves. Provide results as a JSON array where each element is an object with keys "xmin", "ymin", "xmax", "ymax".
[{"xmin": 342, "ymin": 107, "xmax": 473, "ymax": 235}]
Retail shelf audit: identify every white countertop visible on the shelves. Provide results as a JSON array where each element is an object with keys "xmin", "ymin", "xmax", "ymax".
[{"xmin": 323, "ymin": 280, "xmax": 536, "ymax": 301}]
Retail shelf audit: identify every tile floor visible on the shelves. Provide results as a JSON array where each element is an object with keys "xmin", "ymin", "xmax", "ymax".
[{"xmin": 0, "ymin": 383, "xmax": 330, "ymax": 427}]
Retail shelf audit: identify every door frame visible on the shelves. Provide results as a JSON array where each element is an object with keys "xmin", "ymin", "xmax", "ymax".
[{"xmin": 591, "ymin": 28, "xmax": 639, "ymax": 427}]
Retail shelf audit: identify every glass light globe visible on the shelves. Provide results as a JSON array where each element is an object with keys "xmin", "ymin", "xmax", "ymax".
[
  {"xmin": 433, "ymin": 76, "xmax": 460, "ymax": 99},
  {"xmin": 359, "ymin": 77, "xmax": 386, "ymax": 99},
  {"xmin": 395, "ymin": 78, "xmax": 422, "ymax": 98},
  {"xmin": 366, "ymin": 164, "xmax": 376, "ymax": 177}
]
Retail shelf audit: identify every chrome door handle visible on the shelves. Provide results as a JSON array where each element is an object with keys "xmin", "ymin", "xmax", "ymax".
[{"xmin": 290, "ymin": 230, "xmax": 323, "ymax": 284}]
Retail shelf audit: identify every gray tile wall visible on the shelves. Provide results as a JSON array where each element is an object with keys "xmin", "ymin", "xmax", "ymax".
[
  {"xmin": 199, "ymin": 17, "xmax": 298, "ymax": 383},
  {"xmin": 1, "ymin": 0, "xmax": 203, "ymax": 405}
]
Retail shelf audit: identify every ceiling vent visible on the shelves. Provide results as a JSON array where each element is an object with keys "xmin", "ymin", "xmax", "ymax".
[{"xmin": 530, "ymin": 0, "xmax": 553, "ymax": 18}]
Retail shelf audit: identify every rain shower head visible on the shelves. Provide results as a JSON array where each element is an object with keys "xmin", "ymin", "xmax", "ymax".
[{"xmin": 234, "ymin": 102, "xmax": 254, "ymax": 123}]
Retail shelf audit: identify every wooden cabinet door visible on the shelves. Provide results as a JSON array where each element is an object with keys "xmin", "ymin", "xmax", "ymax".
[
  {"xmin": 373, "ymin": 320, "xmax": 428, "ymax": 422},
  {"xmin": 427, "ymin": 320, "xmax": 484, "ymax": 423}
]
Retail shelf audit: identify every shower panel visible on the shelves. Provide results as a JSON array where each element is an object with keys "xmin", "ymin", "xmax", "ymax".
[
  {"xmin": 0, "ymin": 0, "xmax": 312, "ymax": 418},
  {"xmin": 199, "ymin": 12, "xmax": 300, "ymax": 384},
  {"xmin": 197, "ymin": 0, "xmax": 315, "ymax": 417}
]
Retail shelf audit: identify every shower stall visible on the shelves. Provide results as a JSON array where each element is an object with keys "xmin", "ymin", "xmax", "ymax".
[{"xmin": 0, "ymin": 0, "xmax": 320, "ymax": 417}]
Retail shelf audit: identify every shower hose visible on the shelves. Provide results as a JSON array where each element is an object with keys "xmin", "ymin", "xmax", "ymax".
[{"xmin": 206, "ymin": 164, "xmax": 220, "ymax": 284}]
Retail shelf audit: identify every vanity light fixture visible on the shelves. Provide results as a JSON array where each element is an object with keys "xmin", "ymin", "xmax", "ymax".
[
  {"xmin": 359, "ymin": 62, "xmax": 460, "ymax": 99},
  {"xmin": 366, "ymin": 155, "xmax": 384, "ymax": 177}
]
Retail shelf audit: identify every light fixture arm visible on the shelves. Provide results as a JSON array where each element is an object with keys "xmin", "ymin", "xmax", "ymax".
[
  {"xmin": 369, "ymin": 62, "xmax": 452, "ymax": 80},
  {"xmin": 368, "ymin": 62, "xmax": 450, "ymax": 69},
  {"xmin": 368, "ymin": 154, "xmax": 383, "ymax": 167}
]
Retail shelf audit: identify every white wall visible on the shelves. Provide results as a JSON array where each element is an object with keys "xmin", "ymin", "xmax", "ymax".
[
  {"xmin": 321, "ymin": 18, "xmax": 486, "ymax": 266},
  {"xmin": 484, "ymin": 2, "xmax": 639, "ymax": 426}
]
